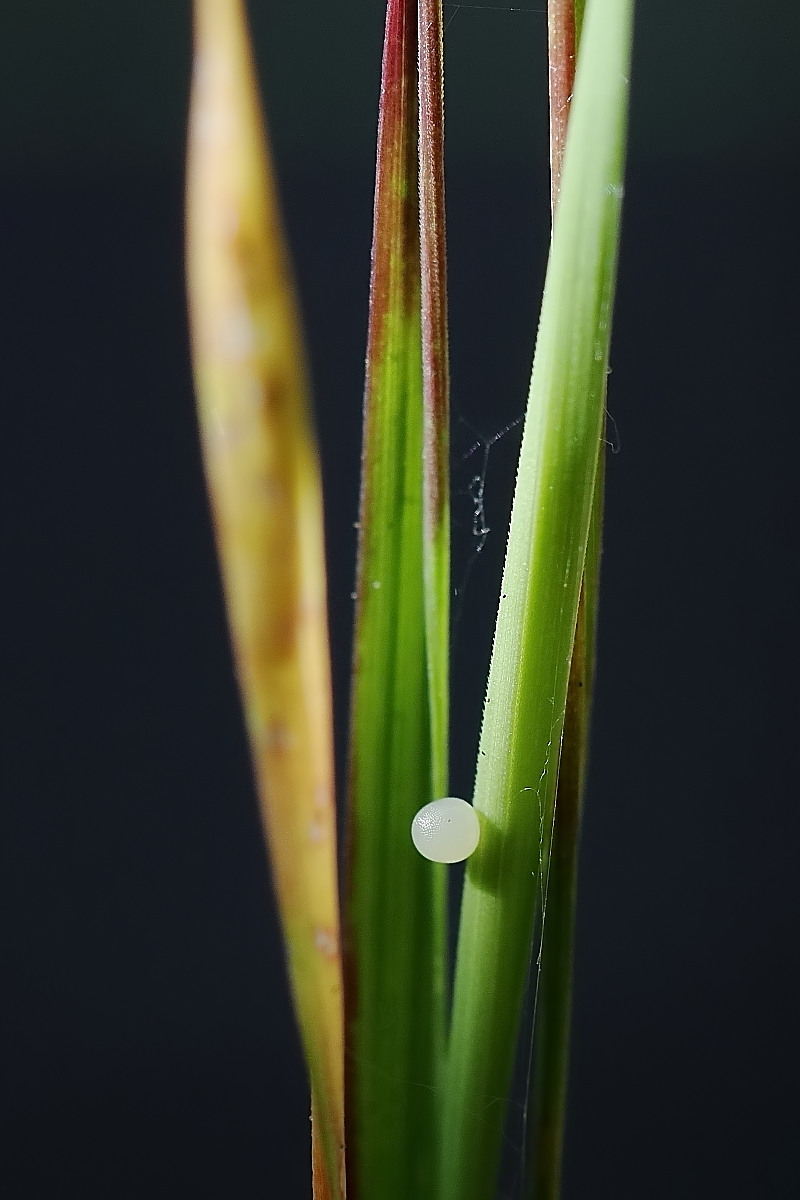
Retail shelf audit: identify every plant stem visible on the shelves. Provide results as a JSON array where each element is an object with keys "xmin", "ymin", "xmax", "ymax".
[
  {"xmin": 546, "ymin": 0, "xmax": 578, "ymax": 215},
  {"xmin": 528, "ymin": 452, "xmax": 603, "ymax": 1200},
  {"xmin": 525, "ymin": 3, "xmax": 596, "ymax": 1196},
  {"xmin": 438, "ymin": 4, "xmax": 633, "ymax": 1196}
]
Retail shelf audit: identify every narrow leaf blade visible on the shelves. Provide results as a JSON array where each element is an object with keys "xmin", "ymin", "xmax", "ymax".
[
  {"xmin": 345, "ymin": 3, "xmax": 445, "ymax": 1197},
  {"xmin": 527, "ymin": 5, "xmax": 601, "ymax": 1194},
  {"xmin": 439, "ymin": 3, "xmax": 634, "ymax": 1197},
  {"xmin": 528, "ymin": 443, "xmax": 604, "ymax": 1200},
  {"xmin": 418, "ymin": 0, "xmax": 451, "ymax": 801},
  {"xmin": 185, "ymin": 3, "xmax": 345, "ymax": 1195}
]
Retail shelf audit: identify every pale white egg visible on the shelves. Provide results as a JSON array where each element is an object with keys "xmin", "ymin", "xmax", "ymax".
[{"xmin": 410, "ymin": 797, "xmax": 480, "ymax": 863}]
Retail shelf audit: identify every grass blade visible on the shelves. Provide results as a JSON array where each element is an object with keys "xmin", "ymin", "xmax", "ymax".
[
  {"xmin": 528, "ymin": 449, "xmax": 603, "ymax": 1200},
  {"xmin": 185, "ymin": 2, "xmax": 345, "ymax": 1195},
  {"xmin": 527, "ymin": 4, "xmax": 600, "ymax": 1195},
  {"xmin": 313, "ymin": 1099, "xmax": 338, "ymax": 1200},
  {"xmin": 345, "ymin": 2, "xmax": 446, "ymax": 1197},
  {"xmin": 418, "ymin": 0, "xmax": 451, "ymax": 802},
  {"xmin": 439, "ymin": 2, "xmax": 633, "ymax": 1197}
]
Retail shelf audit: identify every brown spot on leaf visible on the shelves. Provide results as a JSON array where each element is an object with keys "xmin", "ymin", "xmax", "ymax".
[
  {"xmin": 314, "ymin": 928, "xmax": 339, "ymax": 959},
  {"xmin": 260, "ymin": 720, "xmax": 294, "ymax": 752}
]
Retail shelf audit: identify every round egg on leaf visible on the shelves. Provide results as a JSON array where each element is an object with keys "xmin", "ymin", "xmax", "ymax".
[{"xmin": 411, "ymin": 797, "xmax": 480, "ymax": 863}]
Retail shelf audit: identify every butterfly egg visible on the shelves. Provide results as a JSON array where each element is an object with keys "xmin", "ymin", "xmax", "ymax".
[{"xmin": 410, "ymin": 797, "xmax": 480, "ymax": 864}]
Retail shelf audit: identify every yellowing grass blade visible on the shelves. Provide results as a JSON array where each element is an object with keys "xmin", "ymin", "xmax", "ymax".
[{"xmin": 185, "ymin": 3, "xmax": 344, "ymax": 1196}]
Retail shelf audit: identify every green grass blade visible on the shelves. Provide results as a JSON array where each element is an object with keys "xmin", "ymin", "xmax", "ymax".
[
  {"xmin": 439, "ymin": 3, "xmax": 633, "ymax": 1197},
  {"xmin": 527, "ymin": 5, "xmax": 598, "ymax": 1194},
  {"xmin": 528, "ymin": 441, "xmax": 604, "ymax": 1200},
  {"xmin": 345, "ymin": 2, "xmax": 445, "ymax": 1197},
  {"xmin": 574, "ymin": 0, "xmax": 587, "ymax": 42}
]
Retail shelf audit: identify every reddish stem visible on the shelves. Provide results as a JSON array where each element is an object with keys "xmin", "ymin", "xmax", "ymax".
[
  {"xmin": 417, "ymin": 0, "xmax": 450, "ymax": 531},
  {"xmin": 547, "ymin": 0, "xmax": 578, "ymax": 216}
]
